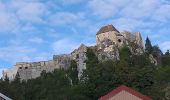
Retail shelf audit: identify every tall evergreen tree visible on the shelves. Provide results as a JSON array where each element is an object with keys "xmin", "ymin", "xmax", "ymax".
[
  {"xmin": 145, "ymin": 37, "xmax": 153, "ymax": 55},
  {"xmin": 152, "ymin": 45, "xmax": 163, "ymax": 65}
]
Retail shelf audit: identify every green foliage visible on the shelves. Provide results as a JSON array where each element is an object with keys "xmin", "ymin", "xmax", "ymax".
[
  {"xmin": 119, "ymin": 46, "xmax": 132, "ymax": 61},
  {"xmin": 67, "ymin": 60, "xmax": 78, "ymax": 85},
  {"xmin": 162, "ymin": 50, "xmax": 170, "ymax": 67},
  {"xmin": 0, "ymin": 44, "xmax": 170, "ymax": 100}
]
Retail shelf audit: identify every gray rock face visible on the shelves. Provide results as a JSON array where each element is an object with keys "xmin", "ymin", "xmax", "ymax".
[{"xmin": 71, "ymin": 44, "xmax": 87, "ymax": 79}]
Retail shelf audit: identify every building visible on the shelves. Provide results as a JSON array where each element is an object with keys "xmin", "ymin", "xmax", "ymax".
[
  {"xmin": 96, "ymin": 25, "xmax": 144, "ymax": 54},
  {"xmin": 99, "ymin": 85, "xmax": 152, "ymax": 100},
  {"xmin": 0, "ymin": 93, "xmax": 12, "ymax": 100},
  {"xmin": 2, "ymin": 24, "xmax": 145, "ymax": 81}
]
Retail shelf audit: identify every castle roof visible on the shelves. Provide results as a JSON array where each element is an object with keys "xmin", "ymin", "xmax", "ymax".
[{"xmin": 96, "ymin": 25, "xmax": 120, "ymax": 35}]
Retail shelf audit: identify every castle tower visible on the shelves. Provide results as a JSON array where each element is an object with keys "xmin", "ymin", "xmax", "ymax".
[{"xmin": 96, "ymin": 25, "xmax": 124, "ymax": 48}]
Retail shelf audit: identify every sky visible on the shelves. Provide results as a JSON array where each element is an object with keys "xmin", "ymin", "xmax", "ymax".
[{"xmin": 0, "ymin": 0, "xmax": 170, "ymax": 77}]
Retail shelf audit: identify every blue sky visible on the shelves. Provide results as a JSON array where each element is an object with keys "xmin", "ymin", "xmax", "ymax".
[{"xmin": 0, "ymin": 0, "xmax": 170, "ymax": 76}]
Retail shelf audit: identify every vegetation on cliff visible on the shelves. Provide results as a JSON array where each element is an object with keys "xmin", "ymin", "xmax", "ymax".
[{"xmin": 0, "ymin": 37, "xmax": 170, "ymax": 100}]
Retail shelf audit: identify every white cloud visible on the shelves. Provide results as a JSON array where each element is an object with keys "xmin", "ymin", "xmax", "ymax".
[
  {"xmin": 0, "ymin": 3, "xmax": 20, "ymax": 33},
  {"xmin": 16, "ymin": 2, "xmax": 47, "ymax": 23},
  {"xmin": 62, "ymin": 0, "xmax": 83, "ymax": 5},
  {"xmin": 49, "ymin": 12, "xmax": 78, "ymax": 26},
  {"xmin": 112, "ymin": 18, "xmax": 141, "ymax": 31},
  {"xmin": 88, "ymin": 0, "xmax": 120, "ymax": 18},
  {"xmin": 152, "ymin": 4, "xmax": 170, "ymax": 22},
  {"xmin": 52, "ymin": 39, "xmax": 80, "ymax": 54},
  {"xmin": 49, "ymin": 12, "xmax": 86, "ymax": 26},
  {"xmin": 160, "ymin": 41, "xmax": 170, "ymax": 52},
  {"xmin": 28, "ymin": 37, "xmax": 44, "ymax": 44},
  {"xmin": 120, "ymin": 0, "xmax": 160, "ymax": 19},
  {"xmin": 88, "ymin": 0, "xmax": 170, "ymax": 22},
  {"xmin": 0, "ymin": 0, "xmax": 49, "ymax": 33},
  {"xmin": 49, "ymin": 11, "xmax": 91, "ymax": 28},
  {"xmin": 0, "ymin": 45, "xmax": 52, "ymax": 68},
  {"xmin": 0, "ymin": 46, "xmax": 36, "ymax": 63}
]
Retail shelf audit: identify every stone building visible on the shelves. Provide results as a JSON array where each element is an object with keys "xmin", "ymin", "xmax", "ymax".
[
  {"xmin": 2, "ymin": 24, "xmax": 145, "ymax": 81},
  {"xmin": 96, "ymin": 25, "xmax": 144, "ymax": 61}
]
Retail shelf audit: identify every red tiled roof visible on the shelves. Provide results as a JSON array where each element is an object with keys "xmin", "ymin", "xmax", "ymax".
[
  {"xmin": 99, "ymin": 85, "xmax": 152, "ymax": 100},
  {"xmin": 96, "ymin": 25, "xmax": 120, "ymax": 35}
]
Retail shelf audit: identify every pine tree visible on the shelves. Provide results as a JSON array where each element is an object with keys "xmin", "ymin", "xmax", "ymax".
[{"xmin": 145, "ymin": 37, "xmax": 153, "ymax": 55}]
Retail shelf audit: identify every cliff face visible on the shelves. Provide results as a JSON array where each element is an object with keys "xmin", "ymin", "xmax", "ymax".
[{"xmin": 3, "ymin": 24, "xmax": 145, "ymax": 81}]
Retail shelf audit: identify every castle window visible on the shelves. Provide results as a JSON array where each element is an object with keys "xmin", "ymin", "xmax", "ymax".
[
  {"xmin": 118, "ymin": 39, "xmax": 121, "ymax": 43},
  {"xmin": 19, "ymin": 67, "xmax": 22, "ymax": 69},
  {"xmin": 25, "ymin": 67, "xmax": 28, "ymax": 69}
]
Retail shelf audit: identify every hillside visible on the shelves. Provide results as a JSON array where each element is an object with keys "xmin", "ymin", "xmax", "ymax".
[{"xmin": 0, "ymin": 38, "xmax": 170, "ymax": 100}]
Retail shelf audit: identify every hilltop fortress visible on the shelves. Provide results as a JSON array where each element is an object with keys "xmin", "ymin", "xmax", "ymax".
[{"xmin": 2, "ymin": 25, "xmax": 144, "ymax": 81}]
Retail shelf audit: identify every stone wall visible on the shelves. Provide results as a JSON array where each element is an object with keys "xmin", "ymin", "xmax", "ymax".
[
  {"xmin": 16, "ymin": 60, "xmax": 58, "ymax": 80},
  {"xmin": 3, "ymin": 54, "xmax": 71, "ymax": 81}
]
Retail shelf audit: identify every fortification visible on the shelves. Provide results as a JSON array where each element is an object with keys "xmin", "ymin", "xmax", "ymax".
[{"xmin": 2, "ymin": 24, "xmax": 145, "ymax": 81}]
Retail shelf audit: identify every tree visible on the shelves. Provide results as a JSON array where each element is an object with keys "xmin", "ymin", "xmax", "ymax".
[
  {"xmin": 67, "ymin": 60, "xmax": 78, "ymax": 85},
  {"xmin": 162, "ymin": 50, "xmax": 170, "ymax": 66},
  {"xmin": 145, "ymin": 37, "xmax": 153, "ymax": 55},
  {"xmin": 165, "ymin": 50, "xmax": 170, "ymax": 56},
  {"xmin": 152, "ymin": 45, "xmax": 163, "ymax": 66},
  {"xmin": 119, "ymin": 46, "xmax": 132, "ymax": 61}
]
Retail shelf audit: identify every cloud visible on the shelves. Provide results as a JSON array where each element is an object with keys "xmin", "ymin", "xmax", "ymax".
[
  {"xmin": 0, "ymin": 46, "xmax": 37, "ymax": 64},
  {"xmin": 160, "ymin": 41, "xmax": 170, "ymax": 52},
  {"xmin": 120, "ymin": 0, "xmax": 160, "ymax": 19},
  {"xmin": 52, "ymin": 39, "xmax": 81, "ymax": 54},
  {"xmin": 88, "ymin": 0, "xmax": 120, "ymax": 18},
  {"xmin": 49, "ymin": 12, "xmax": 78, "ymax": 26},
  {"xmin": 152, "ymin": 4, "xmax": 170, "ymax": 22},
  {"xmin": 62, "ymin": 0, "xmax": 83, "ymax": 5},
  {"xmin": 0, "ymin": 3, "xmax": 20, "ymax": 33},
  {"xmin": 0, "ymin": 0, "xmax": 49, "ymax": 33},
  {"xmin": 49, "ymin": 12, "xmax": 88, "ymax": 27},
  {"xmin": 16, "ymin": 2, "xmax": 48, "ymax": 23},
  {"xmin": 88, "ymin": 0, "xmax": 170, "ymax": 22},
  {"xmin": 28, "ymin": 37, "xmax": 44, "ymax": 44}
]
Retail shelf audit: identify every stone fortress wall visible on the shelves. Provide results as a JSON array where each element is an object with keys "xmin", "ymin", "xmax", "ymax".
[
  {"xmin": 3, "ymin": 55, "xmax": 71, "ymax": 81},
  {"xmin": 2, "ymin": 24, "xmax": 145, "ymax": 81}
]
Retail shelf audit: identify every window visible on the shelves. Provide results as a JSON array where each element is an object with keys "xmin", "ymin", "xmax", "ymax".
[
  {"xmin": 25, "ymin": 67, "xmax": 28, "ymax": 69},
  {"xmin": 118, "ymin": 39, "xmax": 121, "ymax": 43},
  {"xmin": 19, "ymin": 67, "xmax": 22, "ymax": 69}
]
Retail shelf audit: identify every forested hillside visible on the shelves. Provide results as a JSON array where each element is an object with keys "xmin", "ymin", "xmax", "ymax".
[{"xmin": 0, "ymin": 37, "xmax": 170, "ymax": 100}]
